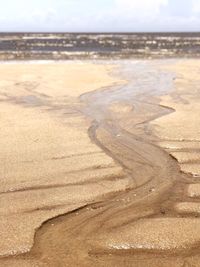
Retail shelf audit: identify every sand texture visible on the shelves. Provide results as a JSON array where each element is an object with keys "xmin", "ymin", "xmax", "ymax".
[
  {"xmin": 1, "ymin": 60, "xmax": 200, "ymax": 267},
  {"xmin": 0, "ymin": 62, "xmax": 129, "ymax": 256},
  {"xmin": 152, "ymin": 60, "xmax": 200, "ymax": 177}
]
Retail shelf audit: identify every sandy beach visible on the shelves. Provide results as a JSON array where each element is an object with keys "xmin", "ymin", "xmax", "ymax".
[
  {"xmin": 1, "ymin": 59, "xmax": 200, "ymax": 266},
  {"xmin": 0, "ymin": 62, "xmax": 127, "ymax": 257}
]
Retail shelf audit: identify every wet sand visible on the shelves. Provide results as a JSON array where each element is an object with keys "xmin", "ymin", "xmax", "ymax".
[
  {"xmin": 0, "ymin": 62, "xmax": 127, "ymax": 256},
  {"xmin": 1, "ymin": 60, "xmax": 200, "ymax": 266}
]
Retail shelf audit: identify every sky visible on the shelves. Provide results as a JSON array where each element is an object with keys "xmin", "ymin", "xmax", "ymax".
[{"xmin": 0, "ymin": 0, "xmax": 200, "ymax": 32}]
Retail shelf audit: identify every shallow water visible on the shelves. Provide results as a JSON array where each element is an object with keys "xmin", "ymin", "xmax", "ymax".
[
  {"xmin": 1, "ymin": 33, "xmax": 200, "ymax": 60},
  {"xmin": 2, "ymin": 59, "xmax": 200, "ymax": 267}
]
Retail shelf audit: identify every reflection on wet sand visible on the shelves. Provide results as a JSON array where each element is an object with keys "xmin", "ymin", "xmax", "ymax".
[{"xmin": 1, "ymin": 60, "xmax": 200, "ymax": 266}]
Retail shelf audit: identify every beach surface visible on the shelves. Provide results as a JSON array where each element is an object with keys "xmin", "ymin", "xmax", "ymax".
[
  {"xmin": 1, "ymin": 60, "xmax": 200, "ymax": 266},
  {"xmin": 0, "ymin": 62, "xmax": 128, "ymax": 256}
]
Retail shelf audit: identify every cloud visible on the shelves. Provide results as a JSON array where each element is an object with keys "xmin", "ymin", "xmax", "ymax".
[
  {"xmin": 193, "ymin": 0, "xmax": 200, "ymax": 14},
  {"xmin": 0, "ymin": 0, "xmax": 199, "ymax": 32},
  {"xmin": 107, "ymin": 0, "xmax": 200, "ymax": 31},
  {"xmin": 115, "ymin": 0, "xmax": 168, "ymax": 18}
]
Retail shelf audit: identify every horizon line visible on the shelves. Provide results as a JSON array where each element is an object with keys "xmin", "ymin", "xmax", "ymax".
[{"xmin": 0, "ymin": 31, "xmax": 200, "ymax": 34}]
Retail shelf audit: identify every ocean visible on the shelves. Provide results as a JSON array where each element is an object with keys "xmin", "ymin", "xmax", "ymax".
[{"xmin": 0, "ymin": 32, "xmax": 200, "ymax": 60}]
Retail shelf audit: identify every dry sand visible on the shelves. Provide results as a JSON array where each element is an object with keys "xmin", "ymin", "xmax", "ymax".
[
  {"xmin": 152, "ymin": 60, "xmax": 200, "ymax": 177},
  {"xmin": 1, "ymin": 60, "xmax": 200, "ymax": 267},
  {"xmin": 0, "ymin": 62, "xmax": 129, "ymax": 257}
]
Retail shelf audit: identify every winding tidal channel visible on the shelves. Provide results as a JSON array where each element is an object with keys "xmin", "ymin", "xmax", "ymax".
[{"xmin": 1, "ymin": 60, "xmax": 200, "ymax": 266}]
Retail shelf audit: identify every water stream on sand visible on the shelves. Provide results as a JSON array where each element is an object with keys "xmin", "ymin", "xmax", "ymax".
[{"xmin": 1, "ymin": 60, "xmax": 197, "ymax": 267}]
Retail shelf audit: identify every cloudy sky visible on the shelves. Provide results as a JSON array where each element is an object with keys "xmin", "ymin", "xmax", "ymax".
[{"xmin": 0, "ymin": 0, "xmax": 200, "ymax": 32}]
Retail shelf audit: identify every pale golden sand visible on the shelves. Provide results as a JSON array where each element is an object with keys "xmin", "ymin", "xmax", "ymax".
[
  {"xmin": 152, "ymin": 60, "xmax": 200, "ymax": 177},
  {"xmin": 175, "ymin": 202, "xmax": 200, "ymax": 214},
  {"xmin": 93, "ymin": 218, "xmax": 200, "ymax": 251},
  {"xmin": 83, "ymin": 60, "xmax": 200, "ymax": 263},
  {"xmin": 188, "ymin": 184, "xmax": 200, "ymax": 197},
  {"xmin": 0, "ymin": 62, "xmax": 129, "ymax": 256},
  {"xmin": 2, "ymin": 60, "xmax": 200, "ymax": 267},
  {"xmin": 108, "ymin": 101, "xmax": 134, "ymax": 114}
]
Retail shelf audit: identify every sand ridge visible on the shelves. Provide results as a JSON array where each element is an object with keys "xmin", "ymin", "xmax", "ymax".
[
  {"xmin": 0, "ymin": 62, "xmax": 129, "ymax": 256},
  {"xmin": 2, "ymin": 60, "xmax": 200, "ymax": 267},
  {"xmin": 151, "ymin": 60, "xmax": 200, "ymax": 177}
]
